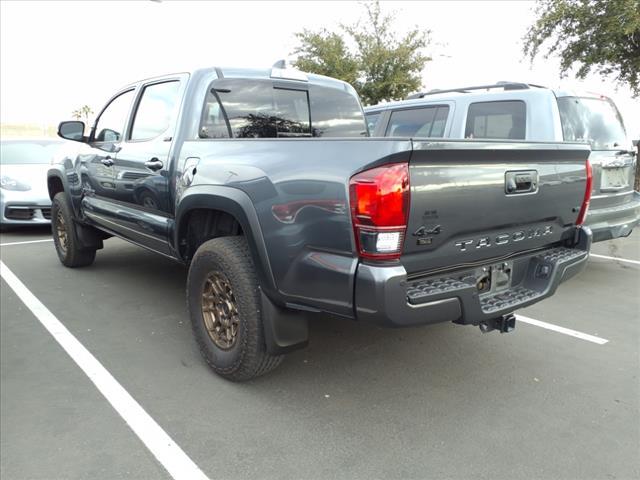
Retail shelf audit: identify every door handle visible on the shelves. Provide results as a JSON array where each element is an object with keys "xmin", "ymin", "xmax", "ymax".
[
  {"xmin": 101, "ymin": 156, "xmax": 114, "ymax": 167},
  {"xmin": 145, "ymin": 158, "xmax": 164, "ymax": 171}
]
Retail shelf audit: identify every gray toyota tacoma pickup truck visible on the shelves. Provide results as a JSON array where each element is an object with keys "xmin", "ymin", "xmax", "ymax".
[{"xmin": 49, "ymin": 64, "xmax": 593, "ymax": 381}]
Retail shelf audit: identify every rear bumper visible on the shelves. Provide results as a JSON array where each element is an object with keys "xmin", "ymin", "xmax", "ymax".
[
  {"xmin": 585, "ymin": 191, "xmax": 640, "ymax": 242},
  {"xmin": 354, "ymin": 227, "xmax": 591, "ymax": 327}
]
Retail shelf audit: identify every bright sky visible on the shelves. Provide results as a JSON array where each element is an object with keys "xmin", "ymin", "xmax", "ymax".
[{"xmin": 1, "ymin": 0, "xmax": 638, "ymax": 137}]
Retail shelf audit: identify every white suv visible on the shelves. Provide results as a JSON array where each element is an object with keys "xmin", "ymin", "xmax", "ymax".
[{"xmin": 365, "ymin": 82, "xmax": 640, "ymax": 242}]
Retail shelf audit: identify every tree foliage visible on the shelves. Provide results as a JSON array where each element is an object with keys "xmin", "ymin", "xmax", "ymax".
[
  {"xmin": 293, "ymin": 29, "xmax": 360, "ymax": 87},
  {"xmin": 72, "ymin": 105, "xmax": 93, "ymax": 124},
  {"xmin": 523, "ymin": 0, "xmax": 640, "ymax": 96},
  {"xmin": 292, "ymin": 1, "xmax": 431, "ymax": 105}
]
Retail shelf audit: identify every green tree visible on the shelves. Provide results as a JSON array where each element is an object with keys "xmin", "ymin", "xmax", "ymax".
[
  {"xmin": 293, "ymin": 29, "xmax": 360, "ymax": 87},
  {"xmin": 72, "ymin": 105, "xmax": 94, "ymax": 124},
  {"xmin": 292, "ymin": 1, "xmax": 431, "ymax": 105},
  {"xmin": 523, "ymin": 0, "xmax": 640, "ymax": 96}
]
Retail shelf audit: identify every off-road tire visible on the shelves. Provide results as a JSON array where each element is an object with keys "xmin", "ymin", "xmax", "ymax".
[
  {"xmin": 187, "ymin": 236, "xmax": 283, "ymax": 381},
  {"xmin": 51, "ymin": 192, "xmax": 96, "ymax": 268}
]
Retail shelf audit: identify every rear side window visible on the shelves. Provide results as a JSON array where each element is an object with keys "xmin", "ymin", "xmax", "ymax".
[
  {"xmin": 199, "ymin": 79, "xmax": 365, "ymax": 139},
  {"xmin": 465, "ymin": 101, "xmax": 526, "ymax": 140},
  {"xmin": 557, "ymin": 97, "xmax": 627, "ymax": 150},
  {"xmin": 385, "ymin": 106, "xmax": 449, "ymax": 138},
  {"xmin": 130, "ymin": 81, "xmax": 181, "ymax": 141}
]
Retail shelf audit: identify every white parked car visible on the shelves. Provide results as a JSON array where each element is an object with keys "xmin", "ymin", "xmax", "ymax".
[
  {"xmin": 1, "ymin": 138, "xmax": 64, "ymax": 227},
  {"xmin": 365, "ymin": 82, "xmax": 640, "ymax": 242}
]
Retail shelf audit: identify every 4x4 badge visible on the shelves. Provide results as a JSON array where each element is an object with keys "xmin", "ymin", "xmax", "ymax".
[
  {"xmin": 413, "ymin": 224, "xmax": 441, "ymax": 237},
  {"xmin": 413, "ymin": 224, "xmax": 441, "ymax": 245}
]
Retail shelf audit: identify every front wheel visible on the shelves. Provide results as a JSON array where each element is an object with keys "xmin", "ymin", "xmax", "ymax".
[
  {"xmin": 51, "ymin": 192, "xmax": 96, "ymax": 268},
  {"xmin": 186, "ymin": 236, "xmax": 283, "ymax": 381}
]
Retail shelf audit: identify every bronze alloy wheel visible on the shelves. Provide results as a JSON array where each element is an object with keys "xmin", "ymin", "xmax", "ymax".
[
  {"xmin": 201, "ymin": 271, "xmax": 240, "ymax": 349},
  {"xmin": 56, "ymin": 211, "xmax": 68, "ymax": 255}
]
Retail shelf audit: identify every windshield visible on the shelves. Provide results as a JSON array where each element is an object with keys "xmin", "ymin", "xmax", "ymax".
[
  {"xmin": 0, "ymin": 141, "xmax": 62, "ymax": 164},
  {"xmin": 557, "ymin": 97, "xmax": 628, "ymax": 150}
]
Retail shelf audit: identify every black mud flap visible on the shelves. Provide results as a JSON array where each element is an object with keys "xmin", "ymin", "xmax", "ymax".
[
  {"xmin": 261, "ymin": 292, "xmax": 309, "ymax": 355},
  {"xmin": 74, "ymin": 220, "xmax": 104, "ymax": 251}
]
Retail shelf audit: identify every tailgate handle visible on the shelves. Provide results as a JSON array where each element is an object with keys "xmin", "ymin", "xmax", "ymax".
[{"xmin": 505, "ymin": 171, "xmax": 538, "ymax": 195}]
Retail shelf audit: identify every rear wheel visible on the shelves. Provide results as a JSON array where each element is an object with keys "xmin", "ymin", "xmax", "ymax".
[
  {"xmin": 51, "ymin": 192, "xmax": 96, "ymax": 268},
  {"xmin": 187, "ymin": 236, "xmax": 283, "ymax": 381}
]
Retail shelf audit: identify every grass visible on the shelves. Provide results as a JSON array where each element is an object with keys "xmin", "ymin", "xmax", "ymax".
[{"xmin": 1, "ymin": 124, "xmax": 57, "ymax": 139}]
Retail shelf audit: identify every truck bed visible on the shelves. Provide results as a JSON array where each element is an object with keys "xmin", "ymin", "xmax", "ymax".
[{"xmin": 177, "ymin": 137, "xmax": 591, "ymax": 321}]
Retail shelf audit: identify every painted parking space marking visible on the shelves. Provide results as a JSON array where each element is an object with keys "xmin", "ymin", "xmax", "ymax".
[
  {"xmin": 0, "ymin": 261, "xmax": 210, "ymax": 480},
  {"xmin": 590, "ymin": 253, "xmax": 640, "ymax": 266},
  {"xmin": 516, "ymin": 314, "xmax": 609, "ymax": 345},
  {"xmin": 0, "ymin": 238, "xmax": 53, "ymax": 247}
]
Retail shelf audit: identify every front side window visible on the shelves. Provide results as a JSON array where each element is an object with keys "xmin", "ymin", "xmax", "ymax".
[
  {"xmin": 93, "ymin": 89, "xmax": 135, "ymax": 143},
  {"xmin": 465, "ymin": 100, "xmax": 526, "ymax": 140},
  {"xmin": 385, "ymin": 106, "xmax": 449, "ymax": 138},
  {"xmin": 130, "ymin": 81, "xmax": 181, "ymax": 141},
  {"xmin": 557, "ymin": 97, "xmax": 627, "ymax": 150}
]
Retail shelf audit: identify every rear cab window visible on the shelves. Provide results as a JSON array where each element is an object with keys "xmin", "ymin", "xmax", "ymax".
[
  {"xmin": 199, "ymin": 79, "xmax": 366, "ymax": 139},
  {"xmin": 365, "ymin": 112, "xmax": 381, "ymax": 134},
  {"xmin": 557, "ymin": 96, "xmax": 628, "ymax": 150},
  {"xmin": 386, "ymin": 105, "xmax": 450, "ymax": 137},
  {"xmin": 465, "ymin": 100, "xmax": 526, "ymax": 140}
]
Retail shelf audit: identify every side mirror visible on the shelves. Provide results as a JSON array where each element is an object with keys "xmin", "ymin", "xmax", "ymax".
[{"xmin": 58, "ymin": 121, "xmax": 86, "ymax": 142}]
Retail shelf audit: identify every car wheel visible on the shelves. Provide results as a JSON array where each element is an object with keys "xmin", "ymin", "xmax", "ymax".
[
  {"xmin": 51, "ymin": 192, "xmax": 96, "ymax": 268},
  {"xmin": 187, "ymin": 236, "xmax": 283, "ymax": 381},
  {"xmin": 138, "ymin": 190, "xmax": 159, "ymax": 209}
]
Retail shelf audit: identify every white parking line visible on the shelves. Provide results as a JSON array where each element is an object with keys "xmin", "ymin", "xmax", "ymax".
[
  {"xmin": 590, "ymin": 253, "xmax": 640, "ymax": 266},
  {"xmin": 516, "ymin": 314, "xmax": 609, "ymax": 345},
  {"xmin": 0, "ymin": 261, "xmax": 210, "ymax": 480},
  {"xmin": 0, "ymin": 238, "xmax": 53, "ymax": 247}
]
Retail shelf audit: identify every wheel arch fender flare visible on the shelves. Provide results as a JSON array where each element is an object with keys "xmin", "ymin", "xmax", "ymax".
[
  {"xmin": 47, "ymin": 166, "xmax": 84, "ymax": 219},
  {"xmin": 174, "ymin": 185, "xmax": 278, "ymax": 298},
  {"xmin": 47, "ymin": 167, "xmax": 68, "ymax": 199}
]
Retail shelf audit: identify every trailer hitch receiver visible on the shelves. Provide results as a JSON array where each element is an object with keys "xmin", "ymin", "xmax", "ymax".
[{"xmin": 479, "ymin": 313, "xmax": 516, "ymax": 334}]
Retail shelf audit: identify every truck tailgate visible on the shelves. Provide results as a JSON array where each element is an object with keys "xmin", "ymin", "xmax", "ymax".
[{"xmin": 402, "ymin": 140, "xmax": 591, "ymax": 275}]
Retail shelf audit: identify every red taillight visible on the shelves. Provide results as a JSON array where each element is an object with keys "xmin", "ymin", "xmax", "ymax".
[
  {"xmin": 349, "ymin": 163, "xmax": 410, "ymax": 260},
  {"xmin": 576, "ymin": 159, "xmax": 593, "ymax": 226}
]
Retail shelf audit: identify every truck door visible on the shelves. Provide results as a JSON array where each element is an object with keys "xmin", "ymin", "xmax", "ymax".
[
  {"xmin": 105, "ymin": 77, "xmax": 185, "ymax": 255},
  {"xmin": 80, "ymin": 88, "xmax": 136, "ymax": 229}
]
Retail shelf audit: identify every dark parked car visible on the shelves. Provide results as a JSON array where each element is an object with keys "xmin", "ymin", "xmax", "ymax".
[{"xmin": 48, "ymin": 64, "xmax": 592, "ymax": 380}]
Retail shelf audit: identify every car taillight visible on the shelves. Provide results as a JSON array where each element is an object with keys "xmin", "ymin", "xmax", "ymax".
[
  {"xmin": 576, "ymin": 159, "xmax": 593, "ymax": 226},
  {"xmin": 349, "ymin": 163, "xmax": 410, "ymax": 260}
]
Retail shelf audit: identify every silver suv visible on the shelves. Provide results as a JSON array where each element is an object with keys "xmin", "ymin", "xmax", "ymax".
[{"xmin": 365, "ymin": 82, "xmax": 640, "ymax": 242}]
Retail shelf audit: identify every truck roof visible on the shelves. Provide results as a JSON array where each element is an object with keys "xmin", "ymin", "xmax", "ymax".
[{"xmin": 122, "ymin": 64, "xmax": 356, "ymax": 94}]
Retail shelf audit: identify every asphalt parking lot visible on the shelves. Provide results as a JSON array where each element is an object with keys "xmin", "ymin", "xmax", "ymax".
[{"xmin": 1, "ymin": 227, "xmax": 638, "ymax": 480}]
